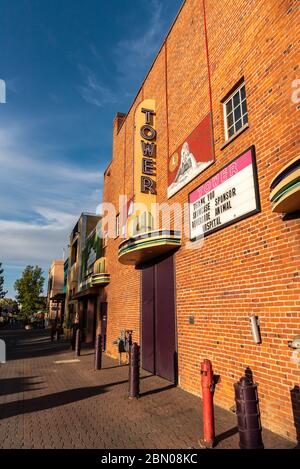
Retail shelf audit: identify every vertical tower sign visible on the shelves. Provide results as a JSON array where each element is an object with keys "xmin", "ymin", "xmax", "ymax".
[
  {"xmin": 125, "ymin": 99, "xmax": 157, "ymax": 238},
  {"xmin": 134, "ymin": 99, "xmax": 157, "ymax": 207}
]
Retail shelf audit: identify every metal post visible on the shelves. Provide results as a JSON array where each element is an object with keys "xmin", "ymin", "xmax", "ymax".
[
  {"xmin": 75, "ymin": 328, "xmax": 81, "ymax": 357},
  {"xmin": 71, "ymin": 327, "xmax": 76, "ymax": 350},
  {"xmin": 234, "ymin": 375, "xmax": 264, "ymax": 449},
  {"xmin": 128, "ymin": 343, "xmax": 140, "ymax": 399},
  {"xmin": 199, "ymin": 359, "xmax": 215, "ymax": 448},
  {"xmin": 94, "ymin": 334, "xmax": 102, "ymax": 370},
  {"xmin": 128, "ymin": 343, "xmax": 132, "ymax": 393},
  {"xmin": 50, "ymin": 328, "xmax": 55, "ymax": 342}
]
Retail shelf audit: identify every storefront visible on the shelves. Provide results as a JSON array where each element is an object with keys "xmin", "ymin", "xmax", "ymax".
[
  {"xmin": 100, "ymin": 0, "xmax": 299, "ymax": 442},
  {"xmin": 65, "ymin": 213, "xmax": 110, "ymax": 344}
]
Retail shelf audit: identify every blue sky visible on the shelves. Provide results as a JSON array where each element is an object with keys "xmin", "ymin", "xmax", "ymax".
[{"xmin": 0, "ymin": 0, "xmax": 182, "ymax": 297}]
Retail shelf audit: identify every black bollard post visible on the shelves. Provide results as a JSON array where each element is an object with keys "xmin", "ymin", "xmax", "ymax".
[
  {"xmin": 234, "ymin": 376, "xmax": 264, "ymax": 449},
  {"xmin": 94, "ymin": 334, "xmax": 102, "ymax": 370},
  {"xmin": 75, "ymin": 328, "xmax": 81, "ymax": 357},
  {"xmin": 128, "ymin": 343, "xmax": 132, "ymax": 393},
  {"xmin": 128, "ymin": 342, "xmax": 140, "ymax": 399}
]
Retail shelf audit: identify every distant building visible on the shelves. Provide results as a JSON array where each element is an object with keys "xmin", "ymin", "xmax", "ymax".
[
  {"xmin": 65, "ymin": 213, "xmax": 109, "ymax": 344},
  {"xmin": 63, "ymin": 258, "xmax": 69, "ymax": 296},
  {"xmin": 47, "ymin": 260, "xmax": 65, "ymax": 322}
]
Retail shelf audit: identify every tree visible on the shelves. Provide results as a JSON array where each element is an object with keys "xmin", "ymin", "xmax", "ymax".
[
  {"xmin": 14, "ymin": 266, "xmax": 45, "ymax": 323},
  {"xmin": 0, "ymin": 298, "xmax": 19, "ymax": 318},
  {"xmin": 0, "ymin": 262, "xmax": 7, "ymax": 299},
  {"xmin": 0, "ymin": 298, "xmax": 18, "ymax": 309}
]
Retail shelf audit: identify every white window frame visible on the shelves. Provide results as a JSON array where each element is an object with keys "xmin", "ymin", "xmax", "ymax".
[
  {"xmin": 223, "ymin": 82, "xmax": 248, "ymax": 141},
  {"xmin": 115, "ymin": 213, "xmax": 120, "ymax": 239}
]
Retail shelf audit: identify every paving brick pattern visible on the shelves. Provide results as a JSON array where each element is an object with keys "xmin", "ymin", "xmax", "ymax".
[{"xmin": 0, "ymin": 329, "xmax": 295, "ymax": 449}]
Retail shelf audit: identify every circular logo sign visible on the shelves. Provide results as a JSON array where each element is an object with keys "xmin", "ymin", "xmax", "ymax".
[{"xmin": 169, "ymin": 152, "xmax": 179, "ymax": 172}]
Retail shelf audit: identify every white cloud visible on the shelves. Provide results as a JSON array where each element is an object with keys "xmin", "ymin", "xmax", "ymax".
[
  {"xmin": 0, "ymin": 127, "xmax": 102, "ymax": 183},
  {"xmin": 0, "ymin": 207, "xmax": 77, "ymax": 262},
  {"xmin": 78, "ymin": 0, "xmax": 166, "ymax": 106},
  {"xmin": 114, "ymin": 0, "xmax": 165, "ymax": 82},
  {"xmin": 77, "ymin": 64, "xmax": 117, "ymax": 107},
  {"xmin": 0, "ymin": 120, "xmax": 104, "ymax": 295}
]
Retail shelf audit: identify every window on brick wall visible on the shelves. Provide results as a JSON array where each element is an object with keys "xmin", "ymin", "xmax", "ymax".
[{"xmin": 223, "ymin": 82, "xmax": 248, "ymax": 140}]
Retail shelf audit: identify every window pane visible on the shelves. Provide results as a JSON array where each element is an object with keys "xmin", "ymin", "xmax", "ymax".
[
  {"xmin": 227, "ymin": 111, "xmax": 234, "ymax": 127},
  {"xmin": 234, "ymin": 106, "xmax": 241, "ymax": 121},
  {"xmin": 243, "ymin": 113, "xmax": 248, "ymax": 125},
  {"xmin": 223, "ymin": 82, "xmax": 247, "ymax": 140},
  {"xmin": 240, "ymin": 85, "xmax": 246, "ymax": 101},
  {"xmin": 242, "ymin": 99, "xmax": 247, "ymax": 115},
  {"xmin": 228, "ymin": 125, "xmax": 235, "ymax": 138},
  {"xmin": 115, "ymin": 215, "xmax": 120, "ymax": 237},
  {"xmin": 226, "ymin": 100, "xmax": 232, "ymax": 114},
  {"xmin": 235, "ymin": 118, "xmax": 242, "ymax": 132},
  {"xmin": 233, "ymin": 91, "xmax": 240, "ymax": 108}
]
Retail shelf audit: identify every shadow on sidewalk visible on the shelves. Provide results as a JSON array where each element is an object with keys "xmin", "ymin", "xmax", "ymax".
[
  {"xmin": 140, "ymin": 383, "xmax": 176, "ymax": 398},
  {"xmin": 214, "ymin": 426, "xmax": 239, "ymax": 446},
  {"xmin": 0, "ymin": 378, "xmax": 129, "ymax": 420},
  {"xmin": 0, "ymin": 377, "xmax": 44, "ymax": 397},
  {"xmin": 102, "ymin": 364, "xmax": 128, "ymax": 370},
  {"xmin": 3, "ymin": 330, "xmax": 73, "ymax": 361}
]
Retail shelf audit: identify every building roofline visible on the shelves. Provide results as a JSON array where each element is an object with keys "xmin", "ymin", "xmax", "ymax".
[
  {"xmin": 80, "ymin": 212, "xmax": 100, "ymax": 217},
  {"xmin": 69, "ymin": 212, "xmax": 101, "ymax": 236},
  {"xmin": 49, "ymin": 259, "xmax": 65, "ymax": 269},
  {"xmin": 104, "ymin": 161, "xmax": 112, "ymax": 177}
]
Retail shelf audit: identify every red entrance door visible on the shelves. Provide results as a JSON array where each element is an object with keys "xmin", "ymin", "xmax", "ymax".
[{"xmin": 141, "ymin": 255, "xmax": 177, "ymax": 383}]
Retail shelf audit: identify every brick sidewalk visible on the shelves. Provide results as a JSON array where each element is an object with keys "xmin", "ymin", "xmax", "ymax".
[{"xmin": 0, "ymin": 329, "xmax": 295, "ymax": 449}]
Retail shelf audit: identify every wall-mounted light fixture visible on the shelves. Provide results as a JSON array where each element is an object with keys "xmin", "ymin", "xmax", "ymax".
[{"xmin": 249, "ymin": 315, "xmax": 261, "ymax": 344}]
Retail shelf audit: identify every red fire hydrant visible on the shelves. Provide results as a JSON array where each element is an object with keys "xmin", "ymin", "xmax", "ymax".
[{"xmin": 199, "ymin": 359, "xmax": 215, "ymax": 448}]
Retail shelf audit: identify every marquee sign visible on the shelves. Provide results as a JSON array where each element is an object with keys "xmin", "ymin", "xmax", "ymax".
[
  {"xmin": 189, "ymin": 146, "xmax": 260, "ymax": 240},
  {"xmin": 167, "ymin": 113, "xmax": 214, "ymax": 198}
]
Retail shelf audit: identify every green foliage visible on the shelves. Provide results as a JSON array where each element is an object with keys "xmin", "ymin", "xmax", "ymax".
[
  {"xmin": 0, "ymin": 262, "xmax": 7, "ymax": 299},
  {"xmin": 0, "ymin": 298, "xmax": 18, "ymax": 309},
  {"xmin": 14, "ymin": 266, "xmax": 45, "ymax": 322},
  {"xmin": 38, "ymin": 296, "xmax": 47, "ymax": 310}
]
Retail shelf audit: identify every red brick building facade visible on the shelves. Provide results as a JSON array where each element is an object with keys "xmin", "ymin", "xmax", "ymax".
[{"xmin": 99, "ymin": 0, "xmax": 299, "ymax": 441}]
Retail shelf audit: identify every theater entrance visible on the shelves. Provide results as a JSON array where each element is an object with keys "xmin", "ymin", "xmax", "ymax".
[
  {"xmin": 141, "ymin": 254, "xmax": 177, "ymax": 383},
  {"xmin": 78, "ymin": 295, "xmax": 97, "ymax": 344}
]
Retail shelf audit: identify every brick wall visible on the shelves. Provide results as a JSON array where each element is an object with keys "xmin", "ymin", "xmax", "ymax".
[{"xmin": 102, "ymin": 0, "xmax": 300, "ymax": 441}]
